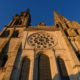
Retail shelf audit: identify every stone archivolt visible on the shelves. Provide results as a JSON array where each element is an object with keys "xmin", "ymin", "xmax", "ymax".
[{"xmin": 0, "ymin": 9, "xmax": 80, "ymax": 80}]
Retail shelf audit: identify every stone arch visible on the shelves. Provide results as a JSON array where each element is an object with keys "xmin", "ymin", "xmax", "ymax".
[
  {"xmin": 19, "ymin": 56, "xmax": 30, "ymax": 80},
  {"xmin": 56, "ymin": 57, "xmax": 70, "ymax": 80},
  {"xmin": 37, "ymin": 52, "xmax": 52, "ymax": 80}
]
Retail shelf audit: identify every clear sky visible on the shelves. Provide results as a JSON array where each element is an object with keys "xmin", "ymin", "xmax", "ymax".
[{"xmin": 0, "ymin": 0, "xmax": 80, "ymax": 31}]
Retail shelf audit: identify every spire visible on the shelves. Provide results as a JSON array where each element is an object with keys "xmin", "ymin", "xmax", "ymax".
[
  {"xmin": 54, "ymin": 10, "xmax": 60, "ymax": 17},
  {"xmin": 54, "ymin": 10, "xmax": 63, "ymax": 24},
  {"xmin": 20, "ymin": 8, "xmax": 30, "ymax": 17},
  {"xmin": 8, "ymin": 8, "xmax": 31, "ymax": 27},
  {"xmin": 54, "ymin": 10, "xmax": 73, "ymax": 29},
  {"xmin": 54, "ymin": 10, "xmax": 62, "ymax": 17}
]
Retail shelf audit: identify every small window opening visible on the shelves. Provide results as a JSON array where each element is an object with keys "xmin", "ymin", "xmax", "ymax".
[
  {"xmin": 74, "ymin": 29, "xmax": 79, "ymax": 35},
  {"xmin": 11, "ymin": 30, "xmax": 19, "ymax": 38},
  {"xmin": 64, "ymin": 30, "xmax": 68, "ymax": 36},
  {"xmin": 65, "ymin": 23, "xmax": 69, "ymax": 28},
  {"xmin": 0, "ymin": 55, "xmax": 8, "ymax": 67},
  {"xmin": 57, "ymin": 22, "xmax": 63, "ymax": 29},
  {"xmin": 0, "ymin": 30, "xmax": 10, "ymax": 37},
  {"xmin": 56, "ymin": 24, "xmax": 59, "ymax": 28},
  {"xmin": 14, "ymin": 19, "xmax": 22, "ymax": 25}
]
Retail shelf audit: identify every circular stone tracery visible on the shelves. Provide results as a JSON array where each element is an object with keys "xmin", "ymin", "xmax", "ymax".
[{"xmin": 28, "ymin": 33, "xmax": 57, "ymax": 49}]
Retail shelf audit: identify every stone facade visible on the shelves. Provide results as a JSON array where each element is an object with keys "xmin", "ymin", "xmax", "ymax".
[{"xmin": 0, "ymin": 9, "xmax": 80, "ymax": 80}]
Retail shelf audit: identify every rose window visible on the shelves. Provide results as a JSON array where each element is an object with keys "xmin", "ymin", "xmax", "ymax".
[{"xmin": 27, "ymin": 33, "xmax": 57, "ymax": 49}]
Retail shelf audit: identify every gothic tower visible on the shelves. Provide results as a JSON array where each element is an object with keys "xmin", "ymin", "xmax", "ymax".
[{"xmin": 0, "ymin": 9, "xmax": 80, "ymax": 80}]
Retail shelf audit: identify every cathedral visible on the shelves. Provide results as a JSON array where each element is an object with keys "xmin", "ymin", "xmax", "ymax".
[{"xmin": 0, "ymin": 9, "xmax": 80, "ymax": 80}]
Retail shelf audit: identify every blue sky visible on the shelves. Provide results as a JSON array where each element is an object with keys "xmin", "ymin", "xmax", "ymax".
[{"xmin": 0, "ymin": 0, "xmax": 80, "ymax": 31}]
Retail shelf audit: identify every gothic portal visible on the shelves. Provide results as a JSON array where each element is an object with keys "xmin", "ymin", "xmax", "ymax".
[{"xmin": 0, "ymin": 9, "xmax": 80, "ymax": 80}]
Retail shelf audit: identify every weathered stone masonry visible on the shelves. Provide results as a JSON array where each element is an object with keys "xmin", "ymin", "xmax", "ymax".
[{"xmin": 0, "ymin": 9, "xmax": 80, "ymax": 80}]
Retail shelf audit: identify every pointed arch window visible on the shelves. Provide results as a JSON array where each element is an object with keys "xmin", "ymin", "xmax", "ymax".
[
  {"xmin": 0, "ymin": 42, "xmax": 9, "ymax": 67},
  {"xmin": 0, "ymin": 55, "xmax": 8, "ymax": 67},
  {"xmin": 38, "ymin": 54, "xmax": 52, "ymax": 80},
  {"xmin": 74, "ymin": 29, "xmax": 79, "ymax": 35},
  {"xmin": 57, "ymin": 22, "xmax": 63, "ymax": 29},
  {"xmin": 65, "ymin": 23, "xmax": 69, "ymax": 28},
  {"xmin": 11, "ymin": 30, "xmax": 19, "ymax": 38},
  {"xmin": 56, "ymin": 24, "xmax": 59, "ymax": 28},
  {"xmin": 64, "ymin": 20, "xmax": 69, "ymax": 28},
  {"xmin": 19, "ymin": 57, "xmax": 30, "ymax": 80},
  {"xmin": 14, "ymin": 19, "xmax": 22, "ymax": 25},
  {"xmin": 64, "ymin": 29, "xmax": 68, "ymax": 36},
  {"xmin": 57, "ymin": 57, "xmax": 70, "ymax": 80}
]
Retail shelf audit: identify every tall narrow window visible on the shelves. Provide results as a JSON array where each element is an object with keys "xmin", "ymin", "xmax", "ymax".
[
  {"xmin": 64, "ymin": 20, "xmax": 69, "ymax": 28},
  {"xmin": 57, "ymin": 57, "xmax": 70, "ymax": 80},
  {"xmin": 0, "ymin": 30, "xmax": 10, "ymax": 37},
  {"xmin": 38, "ymin": 54, "xmax": 52, "ymax": 80},
  {"xmin": 0, "ymin": 55, "xmax": 8, "ymax": 67},
  {"xmin": 14, "ymin": 19, "xmax": 22, "ymax": 25},
  {"xmin": 56, "ymin": 24, "xmax": 59, "ymax": 28},
  {"xmin": 11, "ymin": 30, "xmax": 19, "ymax": 38},
  {"xmin": 0, "ymin": 41, "xmax": 9, "ymax": 67},
  {"xmin": 19, "ymin": 57, "xmax": 30, "ymax": 80},
  {"xmin": 74, "ymin": 29, "xmax": 79, "ymax": 35},
  {"xmin": 65, "ymin": 23, "xmax": 69, "ymax": 28},
  {"xmin": 64, "ymin": 29, "xmax": 68, "ymax": 36},
  {"xmin": 58, "ymin": 22, "xmax": 63, "ymax": 29}
]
